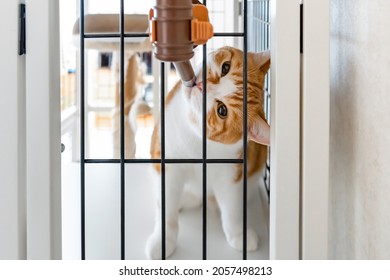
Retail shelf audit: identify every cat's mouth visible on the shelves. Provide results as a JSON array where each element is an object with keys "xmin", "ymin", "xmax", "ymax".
[
  {"xmin": 190, "ymin": 80, "xmax": 203, "ymax": 94},
  {"xmin": 195, "ymin": 81, "xmax": 203, "ymax": 91},
  {"xmin": 184, "ymin": 82, "xmax": 202, "ymax": 113},
  {"xmin": 187, "ymin": 81, "xmax": 202, "ymax": 97}
]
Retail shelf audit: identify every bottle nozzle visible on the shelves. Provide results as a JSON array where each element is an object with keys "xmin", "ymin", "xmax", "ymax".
[{"xmin": 149, "ymin": 0, "xmax": 213, "ymax": 87}]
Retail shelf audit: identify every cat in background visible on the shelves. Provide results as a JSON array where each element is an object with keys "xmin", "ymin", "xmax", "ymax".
[
  {"xmin": 113, "ymin": 53, "xmax": 150, "ymax": 159},
  {"xmin": 146, "ymin": 46, "xmax": 270, "ymax": 259}
]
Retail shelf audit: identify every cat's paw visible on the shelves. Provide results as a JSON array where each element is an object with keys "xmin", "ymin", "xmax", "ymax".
[
  {"xmin": 145, "ymin": 232, "xmax": 177, "ymax": 260},
  {"xmin": 227, "ymin": 228, "xmax": 259, "ymax": 252}
]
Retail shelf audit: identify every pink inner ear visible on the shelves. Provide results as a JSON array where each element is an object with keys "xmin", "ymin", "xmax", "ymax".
[{"xmin": 248, "ymin": 117, "xmax": 270, "ymax": 146}]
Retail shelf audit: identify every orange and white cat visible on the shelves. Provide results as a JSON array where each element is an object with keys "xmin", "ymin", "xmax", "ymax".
[{"xmin": 146, "ymin": 46, "xmax": 270, "ymax": 259}]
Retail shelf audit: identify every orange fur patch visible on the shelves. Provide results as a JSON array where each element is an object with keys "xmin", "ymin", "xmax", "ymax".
[
  {"xmin": 115, "ymin": 54, "xmax": 142, "ymax": 115},
  {"xmin": 150, "ymin": 124, "xmax": 161, "ymax": 173},
  {"xmin": 165, "ymin": 80, "xmax": 181, "ymax": 107},
  {"xmin": 204, "ymin": 47, "xmax": 270, "ymax": 180},
  {"xmin": 235, "ymin": 142, "xmax": 268, "ymax": 182}
]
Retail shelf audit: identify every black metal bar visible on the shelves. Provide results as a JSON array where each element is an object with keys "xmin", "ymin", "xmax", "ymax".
[
  {"xmin": 84, "ymin": 33, "xmax": 150, "ymax": 39},
  {"xmin": 243, "ymin": 0, "xmax": 248, "ymax": 260},
  {"xmin": 300, "ymin": 3, "xmax": 303, "ymax": 54},
  {"xmin": 120, "ymin": 0, "xmax": 126, "ymax": 260},
  {"xmin": 84, "ymin": 34, "xmax": 121, "ymax": 39},
  {"xmin": 79, "ymin": 0, "xmax": 86, "ymax": 261},
  {"xmin": 18, "ymin": 4, "xmax": 26, "ymax": 55},
  {"xmin": 84, "ymin": 159, "xmax": 244, "ymax": 164},
  {"xmin": 213, "ymin": 32, "xmax": 245, "ymax": 37},
  {"xmin": 160, "ymin": 62, "xmax": 166, "ymax": 260},
  {"xmin": 202, "ymin": 44, "xmax": 208, "ymax": 260},
  {"xmin": 84, "ymin": 32, "xmax": 243, "ymax": 39},
  {"xmin": 85, "ymin": 159, "xmax": 159, "ymax": 164},
  {"xmin": 202, "ymin": 0, "xmax": 208, "ymax": 261},
  {"xmin": 203, "ymin": 159, "xmax": 242, "ymax": 164},
  {"xmin": 124, "ymin": 33, "xmax": 150, "ymax": 38}
]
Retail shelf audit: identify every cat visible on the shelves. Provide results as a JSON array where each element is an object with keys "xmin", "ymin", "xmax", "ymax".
[{"xmin": 146, "ymin": 46, "xmax": 270, "ymax": 259}]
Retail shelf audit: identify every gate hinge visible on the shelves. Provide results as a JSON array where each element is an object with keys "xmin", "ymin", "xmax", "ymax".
[
  {"xmin": 19, "ymin": 4, "xmax": 26, "ymax": 55},
  {"xmin": 300, "ymin": 3, "xmax": 303, "ymax": 54}
]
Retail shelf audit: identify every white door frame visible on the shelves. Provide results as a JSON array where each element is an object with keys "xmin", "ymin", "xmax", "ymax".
[{"xmin": 25, "ymin": 0, "xmax": 62, "ymax": 259}]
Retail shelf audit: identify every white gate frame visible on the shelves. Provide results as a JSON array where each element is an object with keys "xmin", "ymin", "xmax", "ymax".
[
  {"xmin": 270, "ymin": 0, "xmax": 329, "ymax": 259},
  {"xmin": 300, "ymin": 0, "xmax": 329, "ymax": 259},
  {"xmin": 25, "ymin": 0, "xmax": 62, "ymax": 259},
  {"xmin": 0, "ymin": 0, "xmax": 61, "ymax": 260},
  {"xmin": 269, "ymin": 0, "xmax": 301, "ymax": 259},
  {"xmin": 1, "ymin": 0, "xmax": 328, "ymax": 260},
  {"xmin": 0, "ymin": 0, "xmax": 27, "ymax": 260}
]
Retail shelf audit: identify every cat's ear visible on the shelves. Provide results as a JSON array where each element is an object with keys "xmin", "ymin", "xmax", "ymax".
[
  {"xmin": 248, "ymin": 115, "xmax": 270, "ymax": 146},
  {"xmin": 250, "ymin": 51, "xmax": 271, "ymax": 74}
]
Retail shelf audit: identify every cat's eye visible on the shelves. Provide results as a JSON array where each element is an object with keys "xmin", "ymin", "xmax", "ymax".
[
  {"xmin": 221, "ymin": 62, "xmax": 231, "ymax": 77},
  {"xmin": 217, "ymin": 102, "xmax": 228, "ymax": 118}
]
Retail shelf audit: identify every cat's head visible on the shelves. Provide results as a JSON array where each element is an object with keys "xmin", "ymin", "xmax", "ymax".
[{"xmin": 187, "ymin": 46, "xmax": 270, "ymax": 146}]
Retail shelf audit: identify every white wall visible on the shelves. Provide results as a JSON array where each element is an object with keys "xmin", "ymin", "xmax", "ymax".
[
  {"xmin": 330, "ymin": 0, "xmax": 390, "ymax": 259},
  {"xmin": 0, "ymin": 1, "xmax": 27, "ymax": 260}
]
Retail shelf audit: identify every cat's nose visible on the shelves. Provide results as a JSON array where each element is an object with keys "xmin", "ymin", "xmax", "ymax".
[{"xmin": 196, "ymin": 82, "xmax": 203, "ymax": 91}]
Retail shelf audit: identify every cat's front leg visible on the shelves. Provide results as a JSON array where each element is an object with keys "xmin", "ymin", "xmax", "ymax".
[
  {"xmin": 213, "ymin": 177, "xmax": 259, "ymax": 252},
  {"xmin": 145, "ymin": 167, "xmax": 185, "ymax": 259}
]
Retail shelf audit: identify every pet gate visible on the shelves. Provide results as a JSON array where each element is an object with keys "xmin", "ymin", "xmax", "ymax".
[
  {"xmin": 15, "ymin": 0, "xmax": 328, "ymax": 260},
  {"xmin": 0, "ymin": 0, "xmax": 329, "ymax": 259},
  {"xmin": 73, "ymin": 0, "xmax": 271, "ymax": 260}
]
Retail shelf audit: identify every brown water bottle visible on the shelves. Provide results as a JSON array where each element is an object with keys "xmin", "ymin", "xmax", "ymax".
[{"xmin": 149, "ymin": 0, "xmax": 213, "ymax": 87}]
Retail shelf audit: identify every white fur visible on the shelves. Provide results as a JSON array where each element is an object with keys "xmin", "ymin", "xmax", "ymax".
[{"xmin": 146, "ymin": 60, "xmax": 262, "ymax": 260}]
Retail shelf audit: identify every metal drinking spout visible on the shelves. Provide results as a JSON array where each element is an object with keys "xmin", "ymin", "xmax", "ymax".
[
  {"xmin": 173, "ymin": 61, "xmax": 196, "ymax": 87},
  {"xmin": 149, "ymin": 0, "xmax": 213, "ymax": 87}
]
